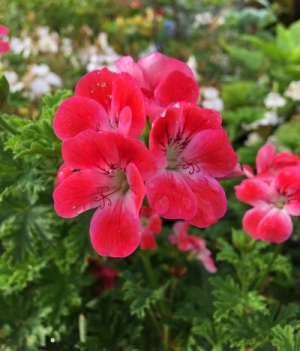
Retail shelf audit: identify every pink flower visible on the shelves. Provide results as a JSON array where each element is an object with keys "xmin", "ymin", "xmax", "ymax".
[
  {"xmin": 146, "ymin": 102, "xmax": 238, "ymax": 227},
  {"xmin": 139, "ymin": 207, "xmax": 162, "ymax": 250},
  {"xmin": 53, "ymin": 68, "xmax": 146, "ymax": 140},
  {"xmin": 243, "ymin": 144, "xmax": 300, "ymax": 181},
  {"xmin": 115, "ymin": 52, "xmax": 199, "ymax": 120},
  {"xmin": 235, "ymin": 166, "xmax": 300, "ymax": 243},
  {"xmin": 53, "ymin": 130, "xmax": 157, "ymax": 257},
  {"xmin": 0, "ymin": 25, "xmax": 9, "ymax": 55},
  {"xmin": 170, "ymin": 221, "xmax": 217, "ymax": 273}
]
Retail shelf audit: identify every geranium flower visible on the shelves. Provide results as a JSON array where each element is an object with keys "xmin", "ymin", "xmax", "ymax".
[
  {"xmin": 243, "ymin": 144, "xmax": 300, "ymax": 181},
  {"xmin": 146, "ymin": 102, "xmax": 238, "ymax": 227},
  {"xmin": 0, "ymin": 25, "xmax": 9, "ymax": 55},
  {"xmin": 115, "ymin": 52, "xmax": 199, "ymax": 120},
  {"xmin": 235, "ymin": 166, "xmax": 300, "ymax": 243},
  {"xmin": 53, "ymin": 130, "xmax": 157, "ymax": 257},
  {"xmin": 139, "ymin": 207, "xmax": 162, "ymax": 250},
  {"xmin": 170, "ymin": 221, "xmax": 217, "ymax": 273},
  {"xmin": 53, "ymin": 68, "xmax": 145, "ymax": 140}
]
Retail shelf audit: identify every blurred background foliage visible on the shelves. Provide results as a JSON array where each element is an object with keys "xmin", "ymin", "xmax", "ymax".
[{"xmin": 1, "ymin": 0, "xmax": 300, "ymax": 350}]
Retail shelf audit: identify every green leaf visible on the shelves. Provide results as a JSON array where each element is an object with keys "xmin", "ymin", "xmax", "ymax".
[
  {"xmin": 221, "ymin": 81, "xmax": 256, "ymax": 107},
  {"xmin": 271, "ymin": 325, "xmax": 295, "ymax": 351},
  {"xmin": 123, "ymin": 279, "xmax": 168, "ymax": 319},
  {"xmin": 0, "ymin": 73, "xmax": 10, "ymax": 108},
  {"xmin": 275, "ymin": 120, "xmax": 300, "ymax": 153}
]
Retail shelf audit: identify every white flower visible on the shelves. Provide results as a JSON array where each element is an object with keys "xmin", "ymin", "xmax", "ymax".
[
  {"xmin": 24, "ymin": 64, "xmax": 62, "ymax": 100},
  {"xmin": 36, "ymin": 27, "xmax": 59, "ymax": 54},
  {"xmin": 4, "ymin": 71, "xmax": 24, "ymax": 93},
  {"xmin": 186, "ymin": 55, "xmax": 200, "ymax": 81},
  {"xmin": 61, "ymin": 38, "xmax": 73, "ymax": 56},
  {"xmin": 244, "ymin": 132, "xmax": 262, "ymax": 146},
  {"xmin": 10, "ymin": 36, "xmax": 34, "ymax": 58},
  {"xmin": 264, "ymin": 92, "xmax": 286, "ymax": 109},
  {"xmin": 201, "ymin": 87, "xmax": 224, "ymax": 111},
  {"xmin": 284, "ymin": 81, "xmax": 300, "ymax": 101},
  {"xmin": 244, "ymin": 111, "xmax": 284, "ymax": 130},
  {"xmin": 193, "ymin": 12, "xmax": 213, "ymax": 27}
]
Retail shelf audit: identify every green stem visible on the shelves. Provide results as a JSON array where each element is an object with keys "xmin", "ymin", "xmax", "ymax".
[
  {"xmin": 140, "ymin": 252, "xmax": 170, "ymax": 350},
  {"xmin": 0, "ymin": 114, "xmax": 18, "ymax": 134},
  {"xmin": 252, "ymin": 244, "xmax": 282, "ymax": 291}
]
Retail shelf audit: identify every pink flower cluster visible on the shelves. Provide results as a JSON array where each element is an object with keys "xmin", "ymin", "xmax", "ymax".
[
  {"xmin": 235, "ymin": 144, "xmax": 300, "ymax": 243},
  {"xmin": 53, "ymin": 52, "xmax": 239, "ymax": 259}
]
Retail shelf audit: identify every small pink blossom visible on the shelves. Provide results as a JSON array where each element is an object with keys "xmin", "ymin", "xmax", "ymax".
[
  {"xmin": 243, "ymin": 144, "xmax": 300, "ymax": 181},
  {"xmin": 53, "ymin": 68, "xmax": 146, "ymax": 140},
  {"xmin": 115, "ymin": 52, "xmax": 199, "ymax": 120},
  {"xmin": 0, "ymin": 25, "xmax": 9, "ymax": 55},
  {"xmin": 139, "ymin": 207, "xmax": 162, "ymax": 250},
  {"xmin": 170, "ymin": 221, "xmax": 217, "ymax": 273},
  {"xmin": 235, "ymin": 166, "xmax": 300, "ymax": 243}
]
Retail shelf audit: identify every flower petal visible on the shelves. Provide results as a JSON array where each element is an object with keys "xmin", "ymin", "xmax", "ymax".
[
  {"xmin": 256, "ymin": 208, "xmax": 293, "ymax": 243},
  {"xmin": 90, "ymin": 197, "xmax": 142, "ymax": 258},
  {"xmin": 110, "ymin": 72, "xmax": 145, "ymax": 138},
  {"xmin": 181, "ymin": 129, "xmax": 237, "ymax": 178},
  {"xmin": 53, "ymin": 170, "xmax": 115, "ymax": 218},
  {"xmin": 235, "ymin": 178, "xmax": 272, "ymax": 206},
  {"xmin": 138, "ymin": 52, "xmax": 196, "ymax": 89},
  {"xmin": 256, "ymin": 143, "xmax": 275, "ymax": 174},
  {"xmin": 146, "ymin": 170, "xmax": 197, "ymax": 220},
  {"xmin": 154, "ymin": 71, "xmax": 199, "ymax": 107},
  {"xmin": 185, "ymin": 173, "xmax": 227, "ymax": 228},
  {"xmin": 242, "ymin": 207, "xmax": 270, "ymax": 239},
  {"xmin": 75, "ymin": 68, "xmax": 115, "ymax": 111},
  {"xmin": 62, "ymin": 130, "xmax": 119, "ymax": 171},
  {"xmin": 53, "ymin": 96, "xmax": 110, "ymax": 141}
]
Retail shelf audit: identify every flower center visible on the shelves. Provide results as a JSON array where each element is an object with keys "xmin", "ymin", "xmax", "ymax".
[
  {"xmin": 94, "ymin": 170, "xmax": 129, "ymax": 209},
  {"xmin": 274, "ymin": 195, "xmax": 286, "ymax": 209}
]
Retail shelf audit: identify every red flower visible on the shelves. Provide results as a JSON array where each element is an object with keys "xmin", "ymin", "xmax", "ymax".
[
  {"xmin": 53, "ymin": 68, "xmax": 145, "ymax": 140},
  {"xmin": 235, "ymin": 166, "xmax": 300, "ymax": 243},
  {"xmin": 87, "ymin": 257, "xmax": 119, "ymax": 294},
  {"xmin": 146, "ymin": 102, "xmax": 238, "ymax": 227},
  {"xmin": 53, "ymin": 130, "xmax": 157, "ymax": 257},
  {"xmin": 0, "ymin": 25, "xmax": 9, "ymax": 55},
  {"xmin": 243, "ymin": 144, "xmax": 300, "ymax": 181},
  {"xmin": 115, "ymin": 52, "xmax": 199, "ymax": 120},
  {"xmin": 139, "ymin": 207, "xmax": 162, "ymax": 250},
  {"xmin": 170, "ymin": 221, "xmax": 217, "ymax": 273}
]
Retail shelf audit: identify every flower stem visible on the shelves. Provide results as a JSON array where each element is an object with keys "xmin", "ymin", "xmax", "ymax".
[
  {"xmin": 140, "ymin": 252, "xmax": 170, "ymax": 350},
  {"xmin": 0, "ymin": 114, "xmax": 18, "ymax": 134},
  {"xmin": 252, "ymin": 243, "xmax": 282, "ymax": 291}
]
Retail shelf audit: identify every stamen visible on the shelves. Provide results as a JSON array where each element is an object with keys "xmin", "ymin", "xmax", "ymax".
[{"xmin": 180, "ymin": 157, "xmax": 200, "ymax": 174}]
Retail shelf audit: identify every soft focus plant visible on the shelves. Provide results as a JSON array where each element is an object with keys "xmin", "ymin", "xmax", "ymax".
[{"xmin": 1, "ymin": 2, "xmax": 300, "ymax": 351}]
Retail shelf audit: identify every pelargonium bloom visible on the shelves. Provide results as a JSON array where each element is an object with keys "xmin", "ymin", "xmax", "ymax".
[
  {"xmin": 243, "ymin": 143, "xmax": 300, "ymax": 181},
  {"xmin": 53, "ymin": 130, "xmax": 157, "ymax": 257},
  {"xmin": 0, "ymin": 25, "xmax": 9, "ymax": 55},
  {"xmin": 115, "ymin": 52, "xmax": 199, "ymax": 120},
  {"xmin": 53, "ymin": 68, "xmax": 145, "ymax": 140},
  {"xmin": 139, "ymin": 207, "xmax": 162, "ymax": 250},
  {"xmin": 235, "ymin": 166, "xmax": 300, "ymax": 243},
  {"xmin": 170, "ymin": 221, "xmax": 217, "ymax": 273},
  {"xmin": 146, "ymin": 102, "xmax": 238, "ymax": 227}
]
